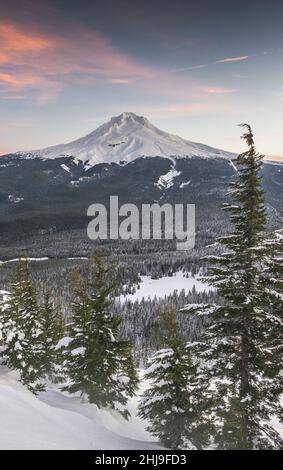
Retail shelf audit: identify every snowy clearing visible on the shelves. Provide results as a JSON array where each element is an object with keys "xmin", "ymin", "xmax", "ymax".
[{"xmin": 120, "ymin": 271, "xmax": 213, "ymax": 302}]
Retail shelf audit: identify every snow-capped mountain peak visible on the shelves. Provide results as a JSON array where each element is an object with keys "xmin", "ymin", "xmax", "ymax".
[
  {"xmin": 110, "ymin": 111, "xmax": 150, "ymax": 127},
  {"xmin": 18, "ymin": 112, "xmax": 235, "ymax": 165}
]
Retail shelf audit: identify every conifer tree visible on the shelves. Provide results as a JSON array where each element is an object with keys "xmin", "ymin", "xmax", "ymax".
[
  {"xmin": 186, "ymin": 125, "xmax": 283, "ymax": 449},
  {"xmin": 138, "ymin": 309, "xmax": 212, "ymax": 449},
  {"xmin": 63, "ymin": 253, "xmax": 138, "ymax": 418},
  {"xmin": 0, "ymin": 260, "xmax": 46, "ymax": 394},
  {"xmin": 39, "ymin": 291, "xmax": 65, "ymax": 382}
]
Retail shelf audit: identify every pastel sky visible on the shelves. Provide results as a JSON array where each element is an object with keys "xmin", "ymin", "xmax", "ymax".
[{"xmin": 0, "ymin": 0, "xmax": 282, "ymax": 160}]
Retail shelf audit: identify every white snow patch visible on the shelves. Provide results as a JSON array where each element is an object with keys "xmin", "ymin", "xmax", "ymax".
[
  {"xmin": 229, "ymin": 160, "xmax": 238, "ymax": 173},
  {"xmin": 155, "ymin": 168, "xmax": 181, "ymax": 190},
  {"xmin": 60, "ymin": 164, "xmax": 71, "ymax": 173},
  {"xmin": 180, "ymin": 180, "xmax": 191, "ymax": 189},
  {"xmin": 120, "ymin": 271, "xmax": 213, "ymax": 303},
  {"xmin": 8, "ymin": 195, "xmax": 24, "ymax": 204},
  {"xmin": 0, "ymin": 257, "xmax": 49, "ymax": 265}
]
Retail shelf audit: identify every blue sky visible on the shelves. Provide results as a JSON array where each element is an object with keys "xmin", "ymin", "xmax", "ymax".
[{"xmin": 0, "ymin": 0, "xmax": 282, "ymax": 159}]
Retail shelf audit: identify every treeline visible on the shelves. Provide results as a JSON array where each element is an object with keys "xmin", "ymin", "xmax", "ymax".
[{"xmin": 114, "ymin": 287, "xmax": 220, "ymax": 364}]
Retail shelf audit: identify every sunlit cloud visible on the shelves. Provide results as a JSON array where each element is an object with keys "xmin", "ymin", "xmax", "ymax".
[
  {"xmin": 0, "ymin": 23, "xmax": 52, "ymax": 53},
  {"xmin": 0, "ymin": 72, "xmax": 40, "ymax": 87}
]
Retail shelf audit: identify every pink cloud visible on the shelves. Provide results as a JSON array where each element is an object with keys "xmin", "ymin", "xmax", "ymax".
[
  {"xmin": 0, "ymin": 23, "xmax": 52, "ymax": 53},
  {"xmin": 0, "ymin": 20, "xmax": 246, "ymax": 110},
  {"xmin": 0, "ymin": 21, "xmax": 154, "ymax": 102}
]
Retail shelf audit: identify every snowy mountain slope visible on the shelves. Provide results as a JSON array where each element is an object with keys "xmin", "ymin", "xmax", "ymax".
[
  {"xmin": 0, "ymin": 366, "xmax": 160, "ymax": 450},
  {"xmin": 18, "ymin": 112, "xmax": 235, "ymax": 166}
]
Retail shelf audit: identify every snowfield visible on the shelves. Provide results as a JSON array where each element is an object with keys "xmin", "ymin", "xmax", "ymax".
[{"xmin": 0, "ymin": 366, "xmax": 160, "ymax": 450}]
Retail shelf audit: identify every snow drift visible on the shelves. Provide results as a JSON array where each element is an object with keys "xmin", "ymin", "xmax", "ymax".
[{"xmin": 0, "ymin": 366, "xmax": 160, "ymax": 450}]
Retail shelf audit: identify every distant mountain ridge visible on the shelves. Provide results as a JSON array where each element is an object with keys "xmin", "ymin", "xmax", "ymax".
[{"xmin": 16, "ymin": 112, "xmax": 236, "ymax": 166}]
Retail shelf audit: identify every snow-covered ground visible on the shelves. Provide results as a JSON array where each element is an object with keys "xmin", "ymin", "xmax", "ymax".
[
  {"xmin": 120, "ymin": 271, "xmax": 213, "ymax": 302},
  {"xmin": 0, "ymin": 366, "xmax": 160, "ymax": 450}
]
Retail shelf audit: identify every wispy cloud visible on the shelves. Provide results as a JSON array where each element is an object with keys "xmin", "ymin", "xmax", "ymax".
[
  {"xmin": 202, "ymin": 86, "xmax": 238, "ymax": 94},
  {"xmin": 0, "ymin": 23, "xmax": 52, "ymax": 54},
  {"xmin": 169, "ymin": 64, "xmax": 207, "ymax": 73},
  {"xmin": 109, "ymin": 78, "xmax": 135, "ymax": 84},
  {"xmin": 215, "ymin": 55, "xmax": 249, "ymax": 64},
  {"xmin": 169, "ymin": 55, "xmax": 250, "ymax": 75}
]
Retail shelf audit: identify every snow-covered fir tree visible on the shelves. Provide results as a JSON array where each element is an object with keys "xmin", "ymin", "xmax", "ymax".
[
  {"xmin": 63, "ymin": 253, "xmax": 138, "ymax": 418},
  {"xmin": 138, "ymin": 309, "xmax": 212, "ymax": 449},
  {"xmin": 264, "ymin": 230, "xmax": 283, "ymax": 324},
  {"xmin": 185, "ymin": 125, "xmax": 283, "ymax": 449},
  {"xmin": 0, "ymin": 260, "xmax": 46, "ymax": 394}
]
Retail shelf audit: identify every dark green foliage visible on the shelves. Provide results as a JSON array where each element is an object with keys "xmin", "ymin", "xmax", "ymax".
[{"xmin": 63, "ymin": 253, "xmax": 138, "ymax": 418}]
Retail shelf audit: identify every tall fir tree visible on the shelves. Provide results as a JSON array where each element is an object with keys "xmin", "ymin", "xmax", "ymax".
[
  {"xmin": 138, "ymin": 309, "xmax": 212, "ymax": 449},
  {"xmin": 63, "ymin": 253, "xmax": 138, "ymax": 418},
  {"xmin": 0, "ymin": 260, "xmax": 46, "ymax": 394},
  {"xmin": 186, "ymin": 125, "xmax": 283, "ymax": 449}
]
